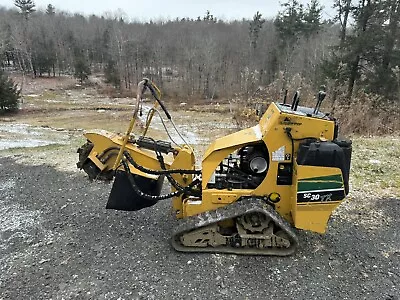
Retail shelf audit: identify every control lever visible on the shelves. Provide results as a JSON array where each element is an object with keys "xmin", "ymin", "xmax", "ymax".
[
  {"xmin": 283, "ymin": 89, "xmax": 288, "ymax": 105},
  {"xmin": 313, "ymin": 91, "xmax": 326, "ymax": 115},
  {"xmin": 291, "ymin": 91, "xmax": 300, "ymax": 111}
]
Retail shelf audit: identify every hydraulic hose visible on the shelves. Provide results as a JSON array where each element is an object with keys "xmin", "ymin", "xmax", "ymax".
[
  {"xmin": 146, "ymin": 82, "xmax": 171, "ymax": 120},
  {"xmin": 123, "ymin": 151, "xmax": 201, "ymax": 197},
  {"xmin": 151, "ymin": 143, "xmax": 202, "ymax": 197},
  {"xmin": 122, "ymin": 160, "xmax": 200, "ymax": 201},
  {"xmin": 123, "ymin": 151, "xmax": 201, "ymax": 175}
]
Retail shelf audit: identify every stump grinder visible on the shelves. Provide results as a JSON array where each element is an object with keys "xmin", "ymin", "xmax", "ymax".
[{"xmin": 77, "ymin": 79, "xmax": 352, "ymax": 256}]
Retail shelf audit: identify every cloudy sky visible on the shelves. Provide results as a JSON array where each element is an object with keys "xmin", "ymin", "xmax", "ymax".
[{"xmin": 0, "ymin": 0, "xmax": 336, "ymax": 21}]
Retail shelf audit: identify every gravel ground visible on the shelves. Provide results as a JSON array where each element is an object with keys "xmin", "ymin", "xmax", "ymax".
[{"xmin": 0, "ymin": 157, "xmax": 399, "ymax": 300}]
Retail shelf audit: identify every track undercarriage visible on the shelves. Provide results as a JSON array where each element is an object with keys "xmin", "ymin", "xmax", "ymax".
[
  {"xmin": 172, "ymin": 198, "xmax": 298, "ymax": 256},
  {"xmin": 77, "ymin": 139, "xmax": 298, "ymax": 256},
  {"xmin": 76, "ymin": 79, "xmax": 352, "ymax": 256}
]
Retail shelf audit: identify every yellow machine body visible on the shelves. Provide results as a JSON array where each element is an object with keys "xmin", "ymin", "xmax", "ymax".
[
  {"xmin": 77, "ymin": 80, "xmax": 351, "ymax": 255},
  {"xmin": 83, "ymin": 130, "xmax": 193, "ymax": 178},
  {"xmin": 80, "ymin": 102, "xmax": 348, "ymax": 234},
  {"xmin": 178, "ymin": 102, "xmax": 344, "ymax": 233}
]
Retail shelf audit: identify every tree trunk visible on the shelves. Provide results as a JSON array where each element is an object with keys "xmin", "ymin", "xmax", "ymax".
[
  {"xmin": 382, "ymin": 1, "xmax": 400, "ymax": 72},
  {"xmin": 332, "ymin": 0, "xmax": 352, "ymax": 105},
  {"xmin": 346, "ymin": 55, "xmax": 360, "ymax": 99},
  {"xmin": 346, "ymin": 0, "xmax": 372, "ymax": 99},
  {"xmin": 340, "ymin": 0, "xmax": 352, "ymax": 44}
]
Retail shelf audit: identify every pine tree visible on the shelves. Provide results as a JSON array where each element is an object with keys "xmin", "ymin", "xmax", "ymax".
[
  {"xmin": 366, "ymin": 0, "xmax": 400, "ymax": 100},
  {"xmin": 104, "ymin": 59, "xmax": 120, "ymax": 88},
  {"xmin": 249, "ymin": 11, "xmax": 265, "ymax": 49},
  {"xmin": 46, "ymin": 4, "xmax": 55, "ymax": 15},
  {"xmin": 333, "ymin": 0, "xmax": 353, "ymax": 44},
  {"xmin": 74, "ymin": 54, "xmax": 91, "ymax": 84},
  {"xmin": 274, "ymin": 0, "xmax": 305, "ymax": 45},
  {"xmin": 275, "ymin": 0, "xmax": 323, "ymax": 43},
  {"xmin": 324, "ymin": 0, "xmax": 400, "ymax": 101},
  {"xmin": 203, "ymin": 10, "xmax": 216, "ymax": 23},
  {"xmin": 303, "ymin": 0, "xmax": 324, "ymax": 38},
  {"xmin": 14, "ymin": 0, "xmax": 36, "ymax": 20},
  {"xmin": 0, "ymin": 70, "xmax": 20, "ymax": 113},
  {"xmin": 31, "ymin": 27, "xmax": 57, "ymax": 77}
]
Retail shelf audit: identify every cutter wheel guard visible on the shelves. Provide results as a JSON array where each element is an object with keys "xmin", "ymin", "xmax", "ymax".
[{"xmin": 77, "ymin": 79, "xmax": 352, "ymax": 256}]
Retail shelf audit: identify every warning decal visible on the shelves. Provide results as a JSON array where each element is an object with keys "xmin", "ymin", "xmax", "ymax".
[{"xmin": 272, "ymin": 146, "xmax": 285, "ymax": 161}]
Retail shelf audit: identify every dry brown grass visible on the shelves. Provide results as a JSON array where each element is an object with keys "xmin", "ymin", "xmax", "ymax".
[
  {"xmin": 97, "ymin": 85, "xmax": 136, "ymax": 98},
  {"xmin": 332, "ymin": 93, "xmax": 400, "ymax": 135},
  {"xmin": 231, "ymin": 74, "xmax": 400, "ymax": 136}
]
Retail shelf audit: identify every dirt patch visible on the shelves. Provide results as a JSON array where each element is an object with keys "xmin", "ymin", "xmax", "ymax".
[{"xmin": 0, "ymin": 123, "xmax": 71, "ymax": 150}]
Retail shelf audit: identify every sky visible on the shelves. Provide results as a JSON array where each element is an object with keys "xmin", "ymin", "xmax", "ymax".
[{"xmin": 0, "ymin": 0, "xmax": 336, "ymax": 21}]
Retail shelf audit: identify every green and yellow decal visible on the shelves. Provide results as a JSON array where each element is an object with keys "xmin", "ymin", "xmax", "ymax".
[{"xmin": 297, "ymin": 174, "xmax": 345, "ymax": 203}]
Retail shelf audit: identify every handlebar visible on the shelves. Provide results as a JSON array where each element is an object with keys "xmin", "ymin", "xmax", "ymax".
[
  {"xmin": 135, "ymin": 78, "xmax": 171, "ymax": 120},
  {"xmin": 145, "ymin": 82, "xmax": 172, "ymax": 120},
  {"xmin": 291, "ymin": 91, "xmax": 300, "ymax": 111}
]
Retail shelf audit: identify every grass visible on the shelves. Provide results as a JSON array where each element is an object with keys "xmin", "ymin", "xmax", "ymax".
[{"xmin": 350, "ymin": 136, "xmax": 400, "ymax": 197}]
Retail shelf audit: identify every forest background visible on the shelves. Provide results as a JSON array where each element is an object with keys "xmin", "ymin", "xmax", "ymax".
[{"xmin": 0, "ymin": 0, "xmax": 399, "ymax": 134}]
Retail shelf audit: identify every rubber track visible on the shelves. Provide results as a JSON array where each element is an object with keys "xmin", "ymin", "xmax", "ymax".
[{"xmin": 171, "ymin": 197, "xmax": 299, "ymax": 256}]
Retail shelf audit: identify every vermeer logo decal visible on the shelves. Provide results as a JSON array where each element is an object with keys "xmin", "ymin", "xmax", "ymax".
[{"xmin": 280, "ymin": 117, "xmax": 302, "ymax": 126}]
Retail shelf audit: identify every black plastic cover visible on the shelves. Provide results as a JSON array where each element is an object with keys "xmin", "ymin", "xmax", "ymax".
[
  {"xmin": 297, "ymin": 140, "xmax": 352, "ymax": 194},
  {"xmin": 106, "ymin": 171, "xmax": 164, "ymax": 211}
]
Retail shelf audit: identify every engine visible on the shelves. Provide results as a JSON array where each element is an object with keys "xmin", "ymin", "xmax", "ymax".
[{"xmin": 207, "ymin": 143, "xmax": 269, "ymax": 190}]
